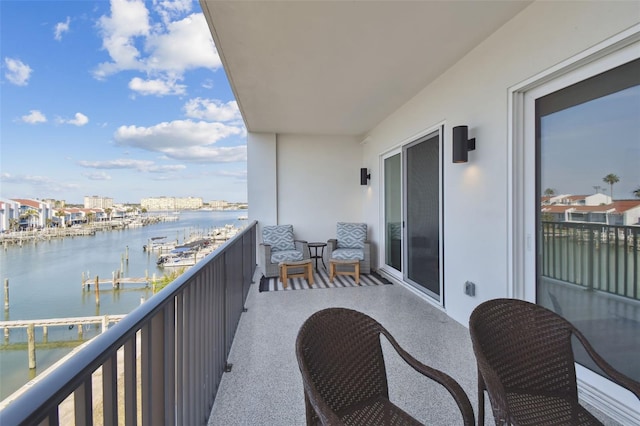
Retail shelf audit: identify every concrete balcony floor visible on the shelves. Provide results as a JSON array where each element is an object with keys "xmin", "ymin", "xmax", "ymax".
[{"xmin": 208, "ymin": 269, "xmax": 620, "ymax": 425}]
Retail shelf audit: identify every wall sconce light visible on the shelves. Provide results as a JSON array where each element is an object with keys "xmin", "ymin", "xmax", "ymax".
[
  {"xmin": 452, "ymin": 126, "xmax": 476, "ymax": 163},
  {"xmin": 360, "ymin": 168, "xmax": 371, "ymax": 185}
]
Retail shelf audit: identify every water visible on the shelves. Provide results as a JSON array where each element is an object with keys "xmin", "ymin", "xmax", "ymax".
[{"xmin": 0, "ymin": 210, "xmax": 246, "ymax": 401}]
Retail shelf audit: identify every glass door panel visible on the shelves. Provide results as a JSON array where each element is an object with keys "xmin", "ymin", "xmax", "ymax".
[
  {"xmin": 536, "ymin": 58, "xmax": 640, "ymax": 382},
  {"xmin": 404, "ymin": 132, "xmax": 441, "ymax": 300},
  {"xmin": 384, "ymin": 153, "xmax": 402, "ymax": 271}
]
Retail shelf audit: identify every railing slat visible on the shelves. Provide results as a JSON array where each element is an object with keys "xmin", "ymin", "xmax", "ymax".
[
  {"xmin": 102, "ymin": 353, "xmax": 118, "ymax": 425},
  {"xmin": 163, "ymin": 302, "xmax": 176, "ymax": 426},
  {"xmin": 124, "ymin": 336, "xmax": 137, "ymax": 426},
  {"xmin": 73, "ymin": 377, "xmax": 92, "ymax": 426}
]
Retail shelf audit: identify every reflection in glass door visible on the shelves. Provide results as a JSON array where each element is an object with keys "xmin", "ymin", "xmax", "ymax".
[
  {"xmin": 404, "ymin": 131, "xmax": 441, "ymax": 300},
  {"xmin": 535, "ymin": 58, "xmax": 640, "ymax": 382},
  {"xmin": 384, "ymin": 153, "xmax": 402, "ymax": 271}
]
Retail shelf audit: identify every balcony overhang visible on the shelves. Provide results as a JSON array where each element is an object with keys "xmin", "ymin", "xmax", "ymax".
[{"xmin": 200, "ymin": 0, "xmax": 532, "ymax": 136}]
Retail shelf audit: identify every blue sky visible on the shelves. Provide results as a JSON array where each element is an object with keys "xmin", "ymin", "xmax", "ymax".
[
  {"xmin": 540, "ymin": 85, "xmax": 640, "ymax": 200},
  {"xmin": 1, "ymin": 0, "xmax": 247, "ymax": 205}
]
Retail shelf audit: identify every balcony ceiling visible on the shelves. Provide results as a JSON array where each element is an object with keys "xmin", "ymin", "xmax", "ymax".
[{"xmin": 200, "ymin": 1, "xmax": 532, "ymax": 136}]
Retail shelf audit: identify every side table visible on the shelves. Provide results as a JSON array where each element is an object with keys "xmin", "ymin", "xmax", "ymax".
[{"xmin": 308, "ymin": 242, "xmax": 327, "ymax": 272}]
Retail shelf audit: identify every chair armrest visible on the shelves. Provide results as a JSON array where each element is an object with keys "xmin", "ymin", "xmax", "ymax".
[
  {"xmin": 259, "ymin": 243, "xmax": 272, "ymax": 268},
  {"xmin": 295, "ymin": 240, "xmax": 310, "ymax": 259},
  {"xmin": 573, "ymin": 327, "xmax": 640, "ymax": 398},
  {"xmin": 326, "ymin": 239, "xmax": 337, "ymax": 259},
  {"xmin": 380, "ymin": 328, "xmax": 475, "ymax": 426}
]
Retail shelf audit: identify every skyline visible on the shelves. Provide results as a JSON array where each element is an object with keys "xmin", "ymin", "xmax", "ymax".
[{"xmin": 1, "ymin": 0, "xmax": 247, "ymax": 204}]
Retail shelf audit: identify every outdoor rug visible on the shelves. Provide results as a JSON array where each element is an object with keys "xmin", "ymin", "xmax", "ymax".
[{"xmin": 259, "ymin": 268, "xmax": 392, "ymax": 292}]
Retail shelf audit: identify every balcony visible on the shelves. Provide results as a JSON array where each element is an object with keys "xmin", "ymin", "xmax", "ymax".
[{"xmin": 0, "ymin": 220, "xmax": 629, "ymax": 425}]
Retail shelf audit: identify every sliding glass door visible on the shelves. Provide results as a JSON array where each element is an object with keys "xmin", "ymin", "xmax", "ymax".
[{"xmin": 382, "ymin": 128, "xmax": 443, "ymax": 303}]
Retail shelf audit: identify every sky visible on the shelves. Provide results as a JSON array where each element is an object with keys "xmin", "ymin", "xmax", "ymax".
[
  {"xmin": 1, "ymin": 0, "xmax": 247, "ymax": 205},
  {"xmin": 540, "ymin": 84, "xmax": 640, "ymax": 200}
]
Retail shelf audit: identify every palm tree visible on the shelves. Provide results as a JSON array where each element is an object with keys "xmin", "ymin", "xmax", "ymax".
[
  {"xmin": 104, "ymin": 208, "xmax": 113, "ymax": 221},
  {"xmin": 544, "ymin": 188, "xmax": 556, "ymax": 196},
  {"xmin": 634, "ymin": 186, "xmax": 640, "ymax": 199},
  {"xmin": 8, "ymin": 218, "xmax": 19, "ymax": 232},
  {"xmin": 602, "ymin": 173, "xmax": 620, "ymax": 200},
  {"xmin": 55, "ymin": 210, "xmax": 66, "ymax": 227},
  {"xmin": 20, "ymin": 209, "xmax": 39, "ymax": 229}
]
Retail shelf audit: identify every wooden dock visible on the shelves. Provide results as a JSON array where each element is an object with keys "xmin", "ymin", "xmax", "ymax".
[
  {"xmin": 1, "ymin": 314, "xmax": 127, "ymax": 369},
  {"xmin": 1, "ymin": 314, "xmax": 127, "ymax": 334}
]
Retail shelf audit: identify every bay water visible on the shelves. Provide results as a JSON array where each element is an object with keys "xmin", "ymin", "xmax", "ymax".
[{"xmin": 0, "ymin": 210, "xmax": 246, "ymax": 401}]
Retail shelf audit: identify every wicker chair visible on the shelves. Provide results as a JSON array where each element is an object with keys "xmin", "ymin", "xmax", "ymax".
[
  {"xmin": 295, "ymin": 308, "xmax": 475, "ymax": 425},
  {"xmin": 469, "ymin": 298, "xmax": 640, "ymax": 426}
]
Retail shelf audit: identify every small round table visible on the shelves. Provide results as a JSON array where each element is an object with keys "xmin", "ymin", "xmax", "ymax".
[{"xmin": 308, "ymin": 242, "xmax": 327, "ymax": 271}]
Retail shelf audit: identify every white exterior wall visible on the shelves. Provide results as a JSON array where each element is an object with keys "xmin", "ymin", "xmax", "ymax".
[
  {"xmin": 248, "ymin": 132, "xmax": 277, "ymax": 235},
  {"xmin": 362, "ymin": 1, "xmax": 639, "ymax": 326},
  {"xmin": 0, "ymin": 200, "xmax": 20, "ymax": 232}
]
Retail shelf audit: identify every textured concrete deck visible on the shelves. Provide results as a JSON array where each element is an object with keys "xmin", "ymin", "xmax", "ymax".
[{"xmin": 208, "ymin": 269, "xmax": 621, "ymax": 425}]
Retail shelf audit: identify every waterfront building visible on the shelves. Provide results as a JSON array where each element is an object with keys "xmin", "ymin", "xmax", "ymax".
[
  {"xmin": 83, "ymin": 196, "xmax": 113, "ymax": 209},
  {"xmin": 141, "ymin": 196, "xmax": 203, "ymax": 211},
  {"xmin": 209, "ymin": 200, "xmax": 229, "ymax": 210},
  {"xmin": 0, "ymin": 200, "xmax": 21, "ymax": 232},
  {"xmin": 9, "ymin": 199, "xmax": 53, "ymax": 229},
  {"xmin": 542, "ymin": 199, "xmax": 640, "ymax": 226}
]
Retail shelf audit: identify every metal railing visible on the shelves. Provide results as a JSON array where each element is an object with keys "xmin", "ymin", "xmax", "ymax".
[
  {"xmin": 541, "ymin": 221, "xmax": 639, "ymax": 300},
  {"xmin": 0, "ymin": 221, "xmax": 257, "ymax": 426}
]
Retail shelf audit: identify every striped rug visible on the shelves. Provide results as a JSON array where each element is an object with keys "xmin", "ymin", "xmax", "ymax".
[{"xmin": 258, "ymin": 268, "xmax": 391, "ymax": 292}]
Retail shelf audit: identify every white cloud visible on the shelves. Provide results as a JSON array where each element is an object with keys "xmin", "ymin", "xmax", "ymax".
[
  {"xmin": 0, "ymin": 172, "xmax": 80, "ymax": 193},
  {"xmin": 82, "ymin": 171, "xmax": 112, "ymax": 180},
  {"xmin": 78, "ymin": 158, "xmax": 187, "ymax": 173},
  {"xmin": 129, "ymin": 76, "xmax": 185, "ymax": 96},
  {"xmin": 54, "ymin": 17, "xmax": 71, "ymax": 41},
  {"xmin": 183, "ymin": 98, "xmax": 241, "ymax": 122},
  {"xmin": 21, "ymin": 110, "xmax": 47, "ymax": 124},
  {"xmin": 58, "ymin": 112, "xmax": 89, "ymax": 126},
  {"xmin": 153, "ymin": 0, "xmax": 192, "ymax": 25},
  {"xmin": 93, "ymin": 1, "xmax": 220, "ymax": 92},
  {"xmin": 114, "ymin": 120, "xmax": 245, "ymax": 163},
  {"xmin": 144, "ymin": 13, "xmax": 220, "ymax": 74},
  {"xmin": 4, "ymin": 57, "xmax": 32, "ymax": 86},
  {"xmin": 94, "ymin": 0, "xmax": 150, "ymax": 79}
]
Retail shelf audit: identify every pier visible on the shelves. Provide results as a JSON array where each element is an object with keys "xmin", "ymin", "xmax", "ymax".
[{"xmin": 0, "ymin": 314, "xmax": 126, "ymax": 369}]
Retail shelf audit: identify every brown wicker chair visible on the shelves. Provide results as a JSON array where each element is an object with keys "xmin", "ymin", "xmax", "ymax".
[
  {"xmin": 295, "ymin": 308, "xmax": 475, "ymax": 425},
  {"xmin": 469, "ymin": 298, "xmax": 640, "ymax": 426}
]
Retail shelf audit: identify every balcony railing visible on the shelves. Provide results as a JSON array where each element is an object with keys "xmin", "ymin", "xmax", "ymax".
[
  {"xmin": 542, "ymin": 221, "xmax": 639, "ymax": 300},
  {"xmin": 0, "ymin": 221, "xmax": 257, "ymax": 426}
]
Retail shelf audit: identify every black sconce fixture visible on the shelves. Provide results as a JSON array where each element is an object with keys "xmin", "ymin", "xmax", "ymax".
[
  {"xmin": 360, "ymin": 168, "xmax": 371, "ymax": 185},
  {"xmin": 452, "ymin": 126, "xmax": 476, "ymax": 163}
]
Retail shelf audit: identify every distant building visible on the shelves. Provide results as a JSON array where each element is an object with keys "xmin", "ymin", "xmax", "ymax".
[
  {"xmin": 141, "ymin": 197, "xmax": 203, "ymax": 211},
  {"xmin": 84, "ymin": 196, "xmax": 114, "ymax": 209},
  {"xmin": 42, "ymin": 199, "xmax": 66, "ymax": 209},
  {"xmin": 541, "ymin": 199, "xmax": 640, "ymax": 226},
  {"xmin": 209, "ymin": 200, "xmax": 230, "ymax": 210}
]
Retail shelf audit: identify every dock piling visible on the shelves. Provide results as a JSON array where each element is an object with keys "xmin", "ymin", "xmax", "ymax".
[
  {"xmin": 95, "ymin": 276, "xmax": 100, "ymax": 306},
  {"xmin": 4, "ymin": 278, "xmax": 9, "ymax": 310},
  {"xmin": 27, "ymin": 324, "xmax": 36, "ymax": 369}
]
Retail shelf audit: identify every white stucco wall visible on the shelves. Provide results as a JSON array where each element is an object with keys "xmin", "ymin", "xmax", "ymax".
[
  {"xmin": 362, "ymin": 1, "xmax": 640, "ymax": 326},
  {"xmin": 276, "ymin": 134, "xmax": 362, "ymax": 243},
  {"xmin": 247, "ymin": 132, "xmax": 277, "ymax": 234}
]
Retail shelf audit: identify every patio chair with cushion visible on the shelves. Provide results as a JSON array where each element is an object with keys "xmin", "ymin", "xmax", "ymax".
[
  {"xmin": 296, "ymin": 307, "xmax": 475, "ymax": 425},
  {"xmin": 259, "ymin": 224, "xmax": 309, "ymax": 278},
  {"xmin": 469, "ymin": 298, "xmax": 640, "ymax": 426},
  {"xmin": 327, "ymin": 222, "xmax": 371, "ymax": 274}
]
